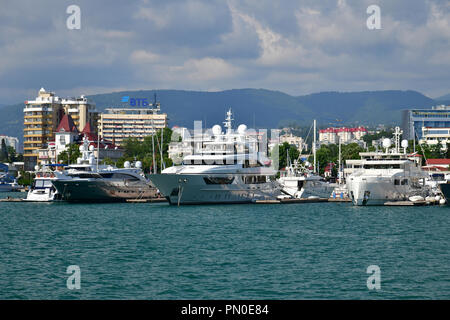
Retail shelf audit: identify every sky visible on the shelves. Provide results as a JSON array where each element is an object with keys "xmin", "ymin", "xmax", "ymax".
[{"xmin": 0, "ymin": 0, "xmax": 449, "ymax": 104}]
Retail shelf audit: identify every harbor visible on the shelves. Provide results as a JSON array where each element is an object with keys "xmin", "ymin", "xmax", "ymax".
[{"xmin": 1, "ymin": 191, "xmax": 448, "ymax": 300}]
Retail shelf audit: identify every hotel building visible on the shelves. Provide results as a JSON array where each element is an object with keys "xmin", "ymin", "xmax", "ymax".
[
  {"xmin": 98, "ymin": 104, "xmax": 168, "ymax": 146},
  {"xmin": 23, "ymin": 88, "xmax": 98, "ymax": 170},
  {"xmin": 419, "ymin": 127, "xmax": 450, "ymax": 150},
  {"xmin": 402, "ymin": 105, "xmax": 450, "ymax": 140}
]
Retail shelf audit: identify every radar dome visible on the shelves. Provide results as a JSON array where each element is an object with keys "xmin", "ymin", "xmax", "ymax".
[
  {"xmin": 401, "ymin": 139, "xmax": 409, "ymax": 148},
  {"xmin": 237, "ymin": 124, "xmax": 247, "ymax": 135},
  {"xmin": 89, "ymin": 145, "xmax": 95, "ymax": 151},
  {"xmin": 382, "ymin": 138, "xmax": 392, "ymax": 149},
  {"xmin": 304, "ymin": 161, "xmax": 311, "ymax": 167},
  {"xmin": 135, "ymin": 161, "xmax": 142, "ymax": 168},
  {"xmin": 124, "ymin": 161, "xmax": 131, "ymax": 168},
  {"xmin": 212, "ymin": 125, "xmax": 222, "ymax": 136},
  {"xmin": 34, "ymin": 165, "xmax": 39, "ymax": 171},
  {"xmin": 79, "ymin": 145, "xmax": 85, "ymax": 152}
]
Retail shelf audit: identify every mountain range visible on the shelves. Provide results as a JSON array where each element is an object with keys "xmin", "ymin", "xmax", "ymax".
[{"xmin": 0, "ymin": 89, "xmax": 443, "ymax": 148}]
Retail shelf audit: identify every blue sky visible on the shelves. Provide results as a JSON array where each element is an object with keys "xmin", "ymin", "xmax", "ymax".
[{"xmin": 0, "ymin": 0, "xmax": 449, "ymax": 104}]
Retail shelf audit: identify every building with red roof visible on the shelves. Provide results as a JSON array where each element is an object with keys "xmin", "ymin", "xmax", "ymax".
[{"xmin": 319, "ymin": 126, "xmax": 368, "ymax": 145}]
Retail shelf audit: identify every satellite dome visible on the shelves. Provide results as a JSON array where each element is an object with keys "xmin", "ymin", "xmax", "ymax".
[
  {"xmin": 124, "ymin": 161, "xmax": 131, "ymax": 168},
  {"xmin": 135, "ymin": 161, "xmax": 142, "ymax": 168},
  {"xmin": 34, "ymin": 165, "xmax": 39, "ymax": 171},
  {"xmin": 237, "ymin": 124, "xmax": 247, "ymax": 135},
  {"xmin": 382, "ymin": 138, "xmax": 392, "ymax": 149},
  {"xmin": 401, "ymin": 139, "xmax": 409, "ymax": 148},
  {"xmin": 212, "ymin": 125, "xmax": 222, "ymax": 136},
  {"xmin": 89, "ymin": 145, "xmax": 95, "ymax": 151},
  {"xmin": 79, "ymin": 145, "xmax": 85, "ymax": 152}
]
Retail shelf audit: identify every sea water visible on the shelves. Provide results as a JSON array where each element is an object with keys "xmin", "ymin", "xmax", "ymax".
[{"xmin": 0, "ymin": 192, "xmax": 448, "ymax": 299}]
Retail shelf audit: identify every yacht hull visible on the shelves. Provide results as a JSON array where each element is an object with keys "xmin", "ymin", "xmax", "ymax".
[
  {"xmin": 439, "ymin": 183, "xmax": 450, "ymax": 205},
  {"xmin": 52, "ymin": 179, "xmax": 158, "ymax": 202},
  {"xmin": 150, "ymin": 174, "xmax": 280, "ymax": 205}
]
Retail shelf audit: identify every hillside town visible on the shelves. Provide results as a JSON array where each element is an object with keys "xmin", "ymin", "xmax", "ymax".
[{"xmin": 1, "ymin": 87, "xmax": 450, "ymax": 189}]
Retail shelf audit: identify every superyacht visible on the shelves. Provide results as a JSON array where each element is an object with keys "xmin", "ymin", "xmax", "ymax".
[
  {"xmin": 346, "ymin": 127, "xmax": 431, "ymax": 206},
  {"xmin": 51, "ymin": 137, "xmax": 158, "ymax": 202},
  {"xmin": 150, "ymin": 109, "xmax": 281, "ymax": 205}
]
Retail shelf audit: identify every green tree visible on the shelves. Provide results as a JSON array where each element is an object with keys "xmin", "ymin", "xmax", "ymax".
[
  {"xmin": 0, "ymin": 139, "xmax": 8, "ymax": 162},
  {"xmin": 117, "ymin": 128, "xmax": 173, "ymax": 173},
  {"xmin": 308, "ymin": 143, "xmax": 364, "ymax": 175},
  {"xmin": 17, "ymin": 170, "xmax": 34, "ymax": 186},
  {"xmin": 58, "ymin": 143, "xmax": 82, "ymax": 164},
  {"xmin": 277, "ymin": 142, "xmax": 300, "ymax": 170},
  {"xmin": 6, "ymin": 146, "xmax": 17, "ymax": 162}
]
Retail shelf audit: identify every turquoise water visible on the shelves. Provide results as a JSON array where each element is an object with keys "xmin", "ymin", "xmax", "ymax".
[{"xmin": 0, "ymin": 192, "xmax": 449, "ymax": 299}]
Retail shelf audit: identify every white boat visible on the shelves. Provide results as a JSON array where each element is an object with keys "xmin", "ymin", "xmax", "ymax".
[
  {"xmin": 346, "ymin": 127, "xmax": 432, "ymax": 206},
  {"xmin": 150, "ymin": 109, "xmax": 282, "ymax": 205},
  {"xmin": 278, "ymin": 159, "xmax": 335, "ymax": 199},
  {"xmin": 0, "ymin": 173, "xmax": 22, "ymax": 192},
  {"xmin": 277, "ymin": 119, "xmax": 335, "ymax": 199},
  {"xmin": 24, "ymin": 169, "xmax": 62, "ymax": 202}
]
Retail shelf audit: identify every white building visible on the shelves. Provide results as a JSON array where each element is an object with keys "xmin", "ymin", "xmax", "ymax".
[
  {"xmin": 0, "ymin": 135, "xmax": 19, "ymax": 151},
  {"xmin": 419, "ymin": 127, "xmax": 450, "ymax": 150},
  {"xmin": 319, "ymin": 127, "xmax": 368, "ymax": 144},
  {"xmin": 279, "ymin": 133, "xmax": 308, "ymax": 152}
]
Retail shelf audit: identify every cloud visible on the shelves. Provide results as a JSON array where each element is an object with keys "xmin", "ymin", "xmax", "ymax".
[
  {"xmin": 0, "ymin": 0, "xmax": 449, "ymax": 103},
  {"xmin": 130, "ymin": 50, "xmax": 160, "ymax": 64},
  {"xmin": 168, "ymin": 57, "xmax": 241, "ymax": 81}
]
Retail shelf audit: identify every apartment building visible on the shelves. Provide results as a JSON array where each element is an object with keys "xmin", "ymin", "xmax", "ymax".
[
  {"xmin": 23, "ymin": 88, "xmax": 98, "ymax": 170},
  {"xmin": 98, "ymin": 105, "xmax": 168, "ymax": 146},
  {"xmin": 319, "ymin": 127, "xmax": 368, "ymax": 144}
]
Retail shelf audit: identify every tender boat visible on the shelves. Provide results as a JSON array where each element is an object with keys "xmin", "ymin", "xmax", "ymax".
[{"xmin": 24, "ymin": 168, "xmax": 62, "ymax": 202}]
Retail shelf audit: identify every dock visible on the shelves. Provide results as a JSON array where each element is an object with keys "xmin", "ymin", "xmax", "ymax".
[
  {"xmin": 0, "ymin": 197, "xmax": 168, "ymax": 203},
  {"xmin": 254, "ymin": 198, "xmax": 330, "ymax": 204},
  {"xmin": 328, "ymin": 198, "xmax": 352, "ymax": 202},
  {"xmin": 126, "ymin": 198, "xmax": 167, "ymax": 203},
  {"xmin": 384, "ymin": 200, "xmax": 443, "ymax": 206},
  {"xmin": 0, "ymin": 197, "xmax": 24, "ymax": 202}
]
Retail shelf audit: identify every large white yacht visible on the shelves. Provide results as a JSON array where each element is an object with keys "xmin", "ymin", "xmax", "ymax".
[
  {"xmin": 346, "ymin": 127, "xmax": 431, "ymax": 205},
  {"xmin": 150, "ymin": 109, "xmax": 281, "ymax": 205}
]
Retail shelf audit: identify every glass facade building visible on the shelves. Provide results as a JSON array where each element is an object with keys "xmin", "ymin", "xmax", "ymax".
[{"xmin": 401, "ymin": 105, "xmax": 450, "ymax": 140}]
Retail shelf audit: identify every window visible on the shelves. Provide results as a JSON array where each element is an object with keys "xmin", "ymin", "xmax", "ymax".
[
  {"xmin": 60, "ymin": 135, "xmax": 66, "ymax": 145},
  {"xmin": 203, "ymin": 177, "xmax": 234, "ymax": 184},
  {"xmin": 243, "ymin": 175, "xmax": 267, "ymax": 184}
]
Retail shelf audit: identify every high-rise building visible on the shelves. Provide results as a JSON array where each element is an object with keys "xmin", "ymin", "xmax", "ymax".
[
  {"xmin": 401, "ymin": 105, "xmax": 450, "ymax": 140},
  {"xmin": 23, "ymin": 88, "xmax": 98, "ymax": 170},
  {"xmin": 98, "ymin": 104, "xmax": 168, "ymax": 146},
  {"xmin": 61, "ymin": 95, "xmax": 98, "ymax": 132}
]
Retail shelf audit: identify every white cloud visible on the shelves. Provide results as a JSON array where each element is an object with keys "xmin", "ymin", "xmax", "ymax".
[
  {"xmin": 168, "ymin": 57, "xmax": 241, "ymax": 81},
  {"xmin": 130, "ymin": 50, "xmax": 160, "ymax": 64}
]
